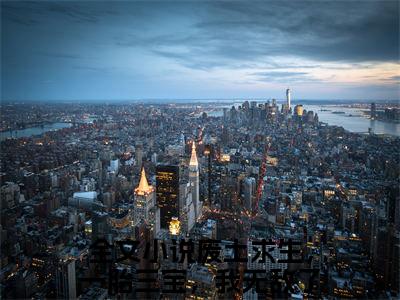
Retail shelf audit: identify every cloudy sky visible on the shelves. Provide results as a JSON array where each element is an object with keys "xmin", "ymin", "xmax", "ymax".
[{"xmin": 1, "ymin": 0, "xmax": 399, "ymax": 101}]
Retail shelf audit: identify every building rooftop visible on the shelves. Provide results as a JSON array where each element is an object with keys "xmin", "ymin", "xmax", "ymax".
[
  {"xmin": 73, "ymin": 191, "xmax": 97, "ymax": 199},
  {"xmin": 135, "ymin": 167, "xmax": 154, "ymax": 196}
]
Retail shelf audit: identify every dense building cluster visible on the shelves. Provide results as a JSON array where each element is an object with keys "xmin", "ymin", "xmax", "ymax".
[{"xmin": 0, "ymin": 97, "xmax": 399, "ymax": 299}]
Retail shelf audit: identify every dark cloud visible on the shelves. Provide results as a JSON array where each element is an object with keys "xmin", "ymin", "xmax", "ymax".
[
  {"xmin": 199, "ymin": 1, "xmax": 399, "ymax": 65},
  {"xmin": 1, "ymin": 0, "xmax": 398, "ymax": 100},
  {"xmin": 4, "ymin": 1, "xmax": 399, "ymax": 66},
  {"xmin": 36, "ymin": 51, "xmax": 83, "ymax": 60},
  {"xmin": 210, "ymin": 0, "xmax": 399, "ymax": 63},
  {"xmin": 108, "ymin": 1, "xmax": 399, "ymax": 70},
  {"xmin": 1, "ymin": 1, "xmax": 115, "ymax": 24},
  {"xmin": 44, "ymin": 2, "xmax": 99, "ymax": 24}
]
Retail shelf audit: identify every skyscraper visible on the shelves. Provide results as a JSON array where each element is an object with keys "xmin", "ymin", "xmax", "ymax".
[
  {"xmin": 294, "ymin": 104, "xmax": 304, "ymax": 117},
  {"xmin": 221, "ymin": 126, "xmax": 229, "ymax": 145},
  {"xmin": 286, "ymin": 88, "xmax": 291, "ymax": 110},
  {"xmin": 134, "ymin": 167, "xmax": 155, "ymax": 224},
  {"xmin": 189, "ymin": 141, "xmax": 201, "ymax": 220},
  {"xmin": 156, "ymin": 164, "xmax": 180, "ymax": 229},
  {"xmin": 91, "ymin": 211, "xmax": 109, "ymax": 242},
  {"xmin": 136, "ymin": 143, "xmax": 143, "ymax": 168},
  {"xmin": 56, "ymin": 259, "xmax": 76, "ymax": 299},
  {"xmin": 243, "ymin": 177, "xmax": 256, "ymax": 212},
  {"xmin": 204, "ymin": 144, "xmax": 212, "ymax": 206},
  {"xmin": 371, "ymin": 102, "xmax": 377, "ymax": 119}
]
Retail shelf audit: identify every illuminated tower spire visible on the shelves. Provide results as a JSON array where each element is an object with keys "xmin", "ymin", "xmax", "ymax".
[
  {"xmin": 189, "ymin": 141, "xmax": 198, "ymax": 171},
  {"xmin": 134, "ymin": 167, "xmax": 155, "ymax": 227},
  {"xmin": 135, "ymin": 167, "xmax": 153, "ymax": 195}
]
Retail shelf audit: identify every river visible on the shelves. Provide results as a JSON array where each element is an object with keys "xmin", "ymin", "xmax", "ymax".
[
  {"xmin": 0, "ymin": 122, "xmax": 72, "ymax": 141},
  {"xmin": 303, "ymin": 105, "xmax": 399, "ymax": 137}
]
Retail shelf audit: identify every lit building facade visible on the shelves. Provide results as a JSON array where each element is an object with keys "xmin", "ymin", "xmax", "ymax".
[
  {"xmin": 295, "ymin": 104, "xmax": 304, "ymax": 117},
  {"xmin": 156, "ymin": 164, "xmax": 180, "ymax": 229},
  {"xmin": 134, "ymin": 167, "xmax": 155, "ymax": 223}
]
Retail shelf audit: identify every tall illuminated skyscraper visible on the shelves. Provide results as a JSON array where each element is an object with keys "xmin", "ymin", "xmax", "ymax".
[
  {"xmin": 189, "ymin": 141, "xmax": 201, "ymax": 220},
  {"xmin": 134, "ymin": 167, "xmax": 155, "ymax": 223},
  {"xmin": 286, "ymin": 88, "xmax": 291, "ymax": 110},
  {"xmin": 156, "ymin": 164, "xmax": 180, "ymax": 229}
]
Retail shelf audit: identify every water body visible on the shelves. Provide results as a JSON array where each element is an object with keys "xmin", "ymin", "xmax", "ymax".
[
  {"xmin": 206, "ymin": 104, "xmax": 400, "ymax": 137},
  {"xmin": 304, "ymin": 105, "xmax": 400, "ymax": 137},
  {"xmin": 0, "ymin": 122, "xmax": 72, "ymax": 141}
]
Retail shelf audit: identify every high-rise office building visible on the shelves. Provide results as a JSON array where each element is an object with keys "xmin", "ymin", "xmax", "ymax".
[
  {"xmin": 243, "ymin": 177, "xmax": 256, "ymax": 211},
  {"xmin": 14, "ymin": 270, "xmax": 38, "ymax": 299},
  {"xmin": 286, "ymin": 88, "xmax": 291, "ymax": 110},
  {"xmin": 219, "ymin": 172, "xmax": 237, "ymax": 211},
  {"xmin": 91, "ymin": 211, "xmax": 109, "ymax": 241},
  {"xmin": 294, "ymin": 104, "xmax": 304, "ymax": 117},
  {"xmin": 136, "ymin": 143, "xmax": 143, "ymax": 168},
  {"xmin": 223, "ymin": 107, "xmax": 228, "ymax": 122},
  {"xmin": 371, "ymin": 102, "xmax": 377, "ymax": 119},
  {"xmin": 189, "ymin": 141, "xmax": 202, "ymax": 221},
  {"xmin": 56, "ymin": 259, "xmax": 76, "ymax": 299},
  {"xmin": 156, "ymin": 164, "xmax": 180, "ymax": 229},
  {"xmin": 134, "ymin": 167, "xmax": 155, "ymax": 224},
  {"xmin": 221, "ymin": 126, "xmax": 229, "ymax": 145}
]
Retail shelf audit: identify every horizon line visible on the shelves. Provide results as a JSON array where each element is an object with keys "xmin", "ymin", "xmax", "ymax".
[{"xmin": 1, "ymin": 98, "xmax": 399, "ymax": 104}]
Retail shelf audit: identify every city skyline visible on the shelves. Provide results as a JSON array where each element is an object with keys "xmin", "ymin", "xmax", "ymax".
[
  {"xmin": 2, "ymin": 0, "xmax": 399, "ymax": 102},
  {"xmin": 1, "ymin": 1, "xmax": 399, "ymax": 298},
  {"xmin": 1, "ymin": 99, "xmax": 398, "ymax": 299}
]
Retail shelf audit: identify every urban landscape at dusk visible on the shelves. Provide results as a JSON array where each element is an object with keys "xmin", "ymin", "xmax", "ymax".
[{"xmin": 1, "ymin": 1, "xmax": 399, "ymax": 299}]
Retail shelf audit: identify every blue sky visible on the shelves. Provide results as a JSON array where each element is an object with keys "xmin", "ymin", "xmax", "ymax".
[{"xmin": 1, "ymin": 0, "xmax": 399, "ymax": 101}]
